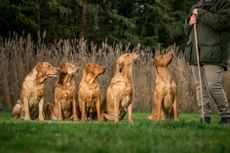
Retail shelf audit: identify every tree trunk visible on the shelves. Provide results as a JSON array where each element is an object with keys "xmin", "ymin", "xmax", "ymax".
[{"xmin": 79, "ymin": 0, "xmax": 87, "ymax": 39}]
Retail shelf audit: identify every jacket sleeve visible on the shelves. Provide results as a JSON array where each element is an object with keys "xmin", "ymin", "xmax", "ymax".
[
  {"xmin": 198, "ymin": 1, "xmax": 230, "ymax": 31},
  {"xmin": 184, "ymin": 8, "xmax": 193, "ymax": 37},
  {"xmin": 184, "ymin": 17, "xmax": 192, "ymax": 37}
]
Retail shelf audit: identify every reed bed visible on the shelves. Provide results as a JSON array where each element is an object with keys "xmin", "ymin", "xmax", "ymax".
[{"xmin": 0, "ymin": 34, "xmax": 229, "ymax": 112}]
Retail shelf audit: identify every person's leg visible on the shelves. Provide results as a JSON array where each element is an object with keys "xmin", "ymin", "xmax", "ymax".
[
  {"xmin": 191, "ymin": 66, "xmax": 212, "ymax": 120},
  {"xmin": 203, "ymin": 65, "xmax": 230, "ymax": 123}
]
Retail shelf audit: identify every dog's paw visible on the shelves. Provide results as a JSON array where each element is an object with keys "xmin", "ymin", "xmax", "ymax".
[
  {"xmin": 73, "ymin": 118, "xmax": 80, "ymax": 121},
  {"xmin": 148, "ymin": 115, "xmax": 158, "ymax": 121},
  {"xmin": 173, "ymin": 118, "xmax": 179, "ymax": 122},
  {"xmin": 148, "ymin": 115, "xmax": 153, "ymax": 120},
  {"xmin": 39, "ymin": 117, "xmax": 44, "ymax": 121},
  {"xmin": 72, "ymin": 115, "xmax": 79, "ymax": 121},
  {"xmin": 128, "ymin": 119, "xmax": 133, "ymax": 124},
  {"xmin": 24, "ymin": 116, "xmax": 31, "ymax": 121}
]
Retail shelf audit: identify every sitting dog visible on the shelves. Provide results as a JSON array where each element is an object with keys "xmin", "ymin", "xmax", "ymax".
[
  {"xmin": 54, "ymin": 63, "xmax": 79, "ymax": 121},
  {"xmin": 12, "ymin": 62, "xmax": 59, "ymax": 120},
  {"xmin": 78, "ymin": 63, "xmax": 105, "ymax": 121},
  {"xmin": 148, "ymin": 53, "xmax": 178, "ymax": 121},
  {"xmin": 102, "ymin": 52, "xmax": 138, "ymax": 123}
]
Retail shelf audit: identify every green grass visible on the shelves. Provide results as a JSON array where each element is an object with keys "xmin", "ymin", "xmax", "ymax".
[{"xmin": 0, "ymin": 112, "xmax": 229, "ymax": 153}]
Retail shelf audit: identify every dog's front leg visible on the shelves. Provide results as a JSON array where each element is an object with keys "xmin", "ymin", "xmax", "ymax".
[
  {"xmin": 38, "ymin": 98, "xmax": 44, "ymax": 120},
  {"xmin": 72, "ymin": 98, "xmax": 78, "ymax": 121},
  {"xmin": 151, "ymin": 92, "xmax": 155, "ymax": 117},
  {"xmin": 23, "ymin": 97, "xmax": 31, "ymax": 120},
  {"xmin": 127, "ymin": 103, "xmax": 133, "ymax": 123},
  {"xmin": 81, "ymin": 99, "xmax": 86, "ymax": 121},
  {"xmin": 114, "ymin": 97, "xmax": 120, "ymax": 122},
  {"xmin": 96, "ymin": 98, "xmax": 101, "ymax": 121},
  {"xmin": 172, "ymin": 96, "xmax": 178, "ymax": 121},
  {"xmin": 154, "ymin": 96, "xmax": 162, "ymax": 121},
  {"xmin": 56, "ymin": 98, "xmax": 63, "ymax": 120}
]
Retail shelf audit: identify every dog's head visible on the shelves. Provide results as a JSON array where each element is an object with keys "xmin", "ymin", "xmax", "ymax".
[
  {"xmin": 116, "ymin": 52, "xmax": 138, "ymax": 73},
  {"xmin": 59, "ymin": 63, "xmax": 79, "ymax": 75},
  {"xmin": 84, "ymin": 63, "xmax": 106, "ymax": 77},
  {"xmin": 35, "ymin": 62, "xmax": 59, "ymax": 78},
  {"xmin": 152, "ymin": 53, "xmax": 173, "ymax": 67}
]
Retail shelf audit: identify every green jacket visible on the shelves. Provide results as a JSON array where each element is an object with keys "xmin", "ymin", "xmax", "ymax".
[{"xmin": 184, "ymin": 0, "xmax": 230, "ymax": 70}]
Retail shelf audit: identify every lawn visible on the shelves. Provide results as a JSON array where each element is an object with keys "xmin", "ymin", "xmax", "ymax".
[{"xmin": 0, "ymin": 112, "xmax": 229, "ymax": 153}]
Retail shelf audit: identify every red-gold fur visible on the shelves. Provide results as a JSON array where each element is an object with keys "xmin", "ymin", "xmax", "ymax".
[
  {"xmin": 102, "ymin": 53, "xmax": 138, "ymax": 123},
  {"xmin": 53, "ymin": 63, "xmax": 79, "ymax": 121},
  {"xmin": 78, "ymin": 63, "xmax": 105, "ymax": 121},
  {"xmin": 12, "ymin": 62, "xmax": 59, "ymax": 120},
  {"xmin": 148, "ymin": 53, "xmax": 178, "ymax": 121}
]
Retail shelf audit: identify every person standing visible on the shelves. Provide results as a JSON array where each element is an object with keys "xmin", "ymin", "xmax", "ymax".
[{"xmin": 184, "ymin": 0, "xmax": 230, "ymax": 124}]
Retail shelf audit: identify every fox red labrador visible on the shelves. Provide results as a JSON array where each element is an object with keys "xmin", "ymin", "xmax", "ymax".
[
  {"xmin": 102, "ymin": 52, "xmax": 138, "ymax": 123},
  {"xmin": 148, "ymin": 53, "xmax": 178, "ymax": 121},
  {"xmin": 12, "ymin": 62, "xmax": 59, "ymax": 120}
]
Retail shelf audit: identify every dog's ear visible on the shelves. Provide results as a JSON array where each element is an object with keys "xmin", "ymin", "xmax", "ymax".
[
  {"xmin": 60, "ymin": 63, "xmax": 67, "ymax": 73},
  {"xmin": 86, "ymin": 63, "xmax": 94, "ymax": 74},
  {"xmin": 117, "ymin": 61, "xmax": 125, "ymax": 72},
  {"xmin": 36, "ymin": 62, "xmax": 46, "ymax": 74},
  {"xmin": 166, "ymin": 54, "xmax": 173, "ymax": 66},
  {"xmin": 152, "ymin": 59, "xmax": 162, "ymax": 67}
]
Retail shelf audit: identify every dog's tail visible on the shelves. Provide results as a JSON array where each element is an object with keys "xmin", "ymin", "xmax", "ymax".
[
  {"xmin": 103, "ymin": 113, "xmax": 114, "ymax": 121},
  {"xmin": 12, "ymin": 100, "xmax": 22, "ymax": 119}
]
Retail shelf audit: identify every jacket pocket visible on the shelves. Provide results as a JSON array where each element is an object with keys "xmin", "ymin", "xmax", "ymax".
[
  {"xmin": 198, "ymin": 23, "xmax": 220, "ymax": 45},
  {"xmin": 184, "ymin": 40, "xmax": 192, "ymax": 63},
  {"xmin": 199, "ymin": 44, "xmax": 221, "ymax": 63}
]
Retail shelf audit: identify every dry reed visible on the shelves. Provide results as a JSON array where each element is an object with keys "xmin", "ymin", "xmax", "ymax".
[{"xmin": 0, "ymin": 34, "xmax": 229, "ymax": 113}]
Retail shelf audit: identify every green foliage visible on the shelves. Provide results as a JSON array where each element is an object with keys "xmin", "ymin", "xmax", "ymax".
[
  {"xmin": 0, "ymin": 0, "xmax": 197, "ymax": 48},
  {"xmin": 47, "ymin": 0, "xmax": 72, "ymax": 16},
  {"xmin": 0, "ymin": 112, "xmax": 230, "ymax": 153}
]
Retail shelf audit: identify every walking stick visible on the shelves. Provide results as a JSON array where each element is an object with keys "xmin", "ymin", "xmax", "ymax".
[{"xmin": 194, "ymin": 23, "xmax": 205, "ymax": 124}]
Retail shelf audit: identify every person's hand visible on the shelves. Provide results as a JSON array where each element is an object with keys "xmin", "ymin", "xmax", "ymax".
[
  {"xmin": 189, "ymin": 15, "xmax": 197, "ymax": 26},
  {"xmin": 193, "ymin": 9, "xmax": 198, "ymax": 16}
]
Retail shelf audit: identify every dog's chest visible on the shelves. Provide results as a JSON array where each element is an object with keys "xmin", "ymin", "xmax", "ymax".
[
  {"xmin": 85, "ymin": 88, "xmax": 100, "ymax": 102},
  {"xmin": 64, "ymin": 90, "xmax": 74, "ymax": 98},
  {"xmin": 29, "ymin": 89, "xmax": 44, "ymax": 106},
  {"xmin": 80, "ymin": 90, "xmax": 99, "ymax": 112},
  {"xmin": 80, "ymin": 83, "xmax": 100, "ymax": 99},
  {"xmin": 58, "ymin": 88, "xmax": 76, "ymax": 111},
  {"xmin": 121, "ymin": 95, "xmax": 130, "ymax": 108},
  {"xmin": 60, "ymin": 87, "xmax": 75, "ymax": 100},
  {"xmin": 155, "ymin": 79, "xmax": 175, "ymax": 89}
]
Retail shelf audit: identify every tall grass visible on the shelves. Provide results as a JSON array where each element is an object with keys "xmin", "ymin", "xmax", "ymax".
[{"xmin": 0, "ymin": 34, "xmax": 229, "ymax": 112}]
